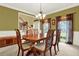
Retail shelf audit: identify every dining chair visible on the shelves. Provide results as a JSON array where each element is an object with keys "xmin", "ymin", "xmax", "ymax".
[
  {"xmin": 34, "ymin": 29, "xmax": 54, "ymax": 56},
  {"xmin": 15, "ymin": 29, "xmax": 31, "ymax": 56},
  {"xmin": 51, "ymin": 30, "xmax": 60, "ymax": 55},
  {"xmin": 56, "ymin": 30, "xmax": 60, "ymax": 51}
]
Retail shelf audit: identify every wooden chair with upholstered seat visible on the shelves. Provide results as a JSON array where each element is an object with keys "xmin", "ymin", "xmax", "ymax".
[
  {"xmin": 56, "ymin": 30, "xmax": 60, "ymax": 52},
  {"xmin": 15, "ymin": 29, "xmax": 31, "ymax": 56},
  {"xmin": 34, "ymin": 29, "xmax": 54, "ymax": 56}
]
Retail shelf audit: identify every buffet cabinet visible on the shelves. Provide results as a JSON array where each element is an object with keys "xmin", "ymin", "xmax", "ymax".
[{"xmin": 0, "ymin": 36, "xmax": 17, "ymax": 47}]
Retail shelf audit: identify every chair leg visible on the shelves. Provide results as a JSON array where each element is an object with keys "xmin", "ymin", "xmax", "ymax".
[
  {"xmin": 57, "ymin": 43, "xmax": 59, "ymax": 51},
  {"xmin": 54, "ymin": 46, "xmax": 57, "ymax": 55},
  {"xmin": 17, "ymin": 48, "xmax": 20, "ymax": 56},
  {"xmin": 49, "ymin": 47, "xmax": 52, "ymax": 56},
  {"xmin": 44, "ymin": 51, "xmax": 46, "ymax": 56},
  {"xmin": 22, "ymin": 51, "xmax": 24, "ymax": 56}
]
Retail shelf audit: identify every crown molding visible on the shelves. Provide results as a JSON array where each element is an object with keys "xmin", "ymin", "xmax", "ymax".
[
  {"xmin": 0, "ymin": 4, "xmax": 79, "ymax": 16},
  {"xmin": 46, "ymin": 4, "xmax": 79, "ymax": 15},
  {"xmin": 0, "ymin": 4, "xmax": 35, "ymax": 16}
]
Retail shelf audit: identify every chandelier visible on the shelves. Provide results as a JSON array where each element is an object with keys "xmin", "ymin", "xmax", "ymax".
[{"xmin": 35, "ymin": 3, "xmax": 46, "ymax": 19}]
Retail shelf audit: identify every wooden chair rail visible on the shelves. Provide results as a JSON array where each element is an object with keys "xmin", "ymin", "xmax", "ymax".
[{"xmin": 0, "ymin": 36, "xmax": 17, "ymax": 48}]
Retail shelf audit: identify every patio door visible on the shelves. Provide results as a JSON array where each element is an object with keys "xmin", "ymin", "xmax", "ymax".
[{"xmin": 56, "ymin": 14, "xmax": 73, "ymax": 44}]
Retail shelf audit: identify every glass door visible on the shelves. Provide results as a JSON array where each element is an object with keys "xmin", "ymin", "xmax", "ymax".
[{"xmin": 58, "ymin": 20, "xmax": 72, "ymax": 43}]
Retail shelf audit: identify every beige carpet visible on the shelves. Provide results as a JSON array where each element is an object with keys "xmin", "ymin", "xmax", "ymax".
[{"xmin": 0, "ymin": 42, "xmax": 79, "ymax": 56}]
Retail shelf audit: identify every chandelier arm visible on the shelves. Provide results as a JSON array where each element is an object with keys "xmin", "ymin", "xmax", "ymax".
[
  {"xmin": 36, "ymin": 3, "xmax": 46, "ymax": 19},
  {"xmin": 40, "ymin": 3, "xmax": 42, "ymax": 13}
]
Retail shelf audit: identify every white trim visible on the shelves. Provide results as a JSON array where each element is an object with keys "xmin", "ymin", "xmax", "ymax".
[
  {"xmin": 73, "ymin": 31, "xmax": 79, "ymax": 46},
  {"xmin": 46, "ymin": 4, "xmax": 79, "ymax": 15},
  {"xmin": 0, "ymin": 3, "xmax": 34, "ymax": 16},
  {"xmin": 0, "ymin": 31, "xmax": 79, "ymax": 46},
  {"xmin": 0, "ymin": 31, "xmax": 16, "ymax": 37}
]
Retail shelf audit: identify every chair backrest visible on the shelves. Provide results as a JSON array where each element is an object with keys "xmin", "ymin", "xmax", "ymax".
[
  {"xmin": 45, "ymin": 29, "xmax": 54, "ymax": 51},
  {"xmin": 52, "ymin": 30, "xmax": 56, "ymax": 45},
  {"xmin": 52, "ymin": 30, "xmax": 60, "ymax": 45},
  {"xmin": 15, "ymin": 29, "xmax": 23, "ymax": 49},
  {"xmin": 56, "ymin": 30, "xmax": 60, "ymax": 44}
]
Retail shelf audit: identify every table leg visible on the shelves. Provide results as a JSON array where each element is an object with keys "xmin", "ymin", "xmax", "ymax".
[
  {"xmin": 26, "ymin": 49, "xmax": 32, "ymax": 56},
  {"xmin": 26, "ymin": 47, "xmax": 41, "ymax": 56}
]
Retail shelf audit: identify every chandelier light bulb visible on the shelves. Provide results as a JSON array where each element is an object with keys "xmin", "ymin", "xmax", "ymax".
[
  {"xmin": 43, "ymin": 14, "xmax": 46, "ymax": 19},
  {"xmin": 38, "ymin": 13, "xmax": 41, "ymax": 17},
  {"xmin": 35, "ymin": 15, "xmax": 38, "ymax": 18},
  {"xmin": 35, "ymin": 3, "xmax": 46, "ymax": 19}
]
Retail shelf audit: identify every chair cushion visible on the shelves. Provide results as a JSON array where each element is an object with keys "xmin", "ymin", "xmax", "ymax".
[
  {"xmin": 22, "ymin": 42, "xmax": 31, "ymax": 49},
  {"xmin": 34, "ymin": 43, "xmax": 45, "ymax": 51}
]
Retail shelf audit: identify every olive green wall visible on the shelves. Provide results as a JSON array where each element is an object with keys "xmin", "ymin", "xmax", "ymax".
[
  {"xmin": 46, "ymin": 6, "xmax": 79, "ymax": 31},
  {"xmin": 0, "ymin": 6, "xmax": 35, "ymax": 31},
  {"xmin": 0, "ymin": 6, "xmax": 18, "ymax": 30}
]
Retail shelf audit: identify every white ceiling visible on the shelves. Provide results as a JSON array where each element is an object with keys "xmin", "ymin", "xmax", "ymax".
[{"xmin": 0, "ymin": 3, "xmax": 79, "ymax": 16}]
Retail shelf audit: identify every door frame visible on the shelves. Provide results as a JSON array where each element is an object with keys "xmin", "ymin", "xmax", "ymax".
[{"xmin": 56, "ymin": 14, "xmax": 73, "ymax": 44}]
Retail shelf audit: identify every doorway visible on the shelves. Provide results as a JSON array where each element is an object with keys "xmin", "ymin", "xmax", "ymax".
[
  {"xmin": 58, "ymin": 20, "xmax": 72, "ymax": 43},
  {"xmin": 56, "ymin": 14, "xmax": 73, "ymax": 44}
]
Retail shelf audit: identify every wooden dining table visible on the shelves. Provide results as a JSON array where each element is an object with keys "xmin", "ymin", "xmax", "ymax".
[{"xmin": 23, "ymin": 34, "xmax": 47, "ymax": 56}]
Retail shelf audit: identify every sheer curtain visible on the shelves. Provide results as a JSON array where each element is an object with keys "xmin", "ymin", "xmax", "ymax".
[
  {"xmin": 66, "ymin": 14, "xmax": 73, "ymax": 44},
  {"xmin": 56, "ymin": 14, "xmax": 73, "ymax": 44}
]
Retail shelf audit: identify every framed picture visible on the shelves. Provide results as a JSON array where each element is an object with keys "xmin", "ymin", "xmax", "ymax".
[{"xmin": 52, "ymin": 19, "xmax": 56, "ymax": 25}]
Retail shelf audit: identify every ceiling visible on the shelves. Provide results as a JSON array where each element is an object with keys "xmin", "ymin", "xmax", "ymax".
[{"xmin": 0, "ymin": 3, "xmax": 79, "ymax": 16}]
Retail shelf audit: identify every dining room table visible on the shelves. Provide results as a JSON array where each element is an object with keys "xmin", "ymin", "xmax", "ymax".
[{"xmin": 22, "ymin": 33, "xmax": 47, "ymax": 56}]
